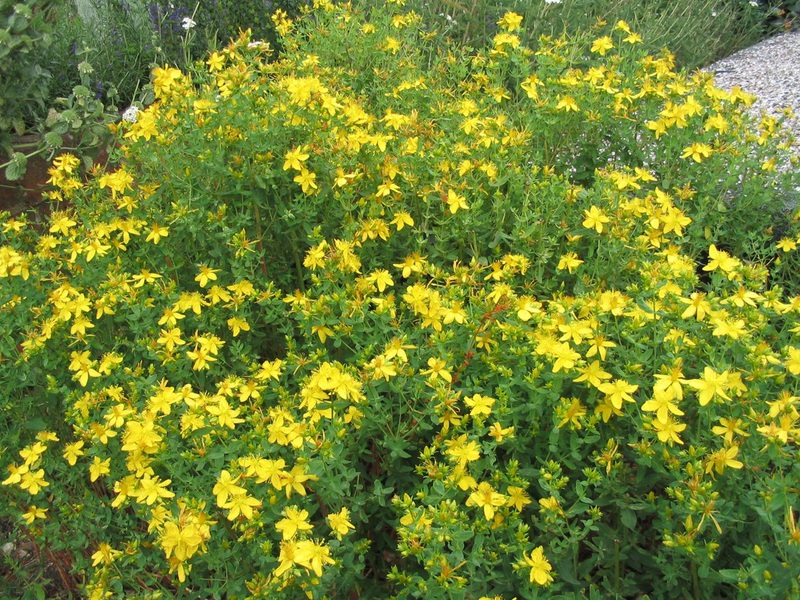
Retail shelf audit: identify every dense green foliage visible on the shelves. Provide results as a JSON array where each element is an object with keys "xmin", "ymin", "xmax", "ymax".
[
  {"xmin": 0, "ymin": 0, "xmax": 60, "ymax": 152},
  {"xmin": 400, "ymin": 0, "xmax": 776, "ymax": 70},
  {"xmin": 2, "ymin": 1, "xmax": 800, "ymax": 599}
]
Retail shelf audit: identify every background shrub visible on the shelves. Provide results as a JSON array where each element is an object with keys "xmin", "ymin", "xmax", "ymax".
[
  {"xmin": 0, "ymin": 0, "xmax": 61, "ymax": 150},
  {"xmin": 1, "ymin": 1, "xmax": 800, "ymax": 599},
  {"xmin": 399, "ymin": 0, "xmax": 771, "ymax": 70}
]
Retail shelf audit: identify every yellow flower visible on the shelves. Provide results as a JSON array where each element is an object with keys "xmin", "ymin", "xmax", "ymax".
[
  {"xmin": 586, "ymin": 334, "xmax": 616, "ymax": 361},
  {"xmin": 22, "ymin": 505, "xmax": 47, "ymax": 525},
  {"xmin": 152, "ymin": 66, "xmax": 183, "ymax": 98},
  {"xmin": 391, "ymin": 211, "xmax": 414, "ymax": 231},
  {"xmin": 213, "ymin": 470, "xmax": 247, "ymax": 507},
  {"xmin": 91, "ymin": 543, "xmax": 121, "ymax": 566},
  {"xmin": 591, "ymin": 36, "xmax": 614, "ymax": 56},
  {"xmin": 497, "ymin": 12, "xmax": 523, "ymax": 31},
  {"xmin": 278, "ymin": 464, "xmax": 317, "ymax": 499},
  {"xmin": 641, "ymin": 388, "xmax": 684, "ymax": 423},
  {"xmin": 703, "ymin": 244, "xmax": 739, "ymax": 273},
  {"xmin": 653, "ymin": 365, "xmax": 687, "ymax": 400},
  {"xmin": 557, "ymin": 252, "xmax": 583, "ymax": 274},
  {"xmin": 464, "ymin": 394, "xmax": 495, "ymax": 418},
  {"xmin": 327, "ymin": 507, "xmax": 355, "ymax": 539},
  {"xmin": 598, "ymin": 378, "xmax": 639, "ymax": 409},
  {"xmin": 131, "ymin": 269, "xmax": 162, "ymax": 288},
  {"xmin": 658, "ymin": 206, "xmax": 691, "ymax": 237},
  {"xmin": 444, "ymin": 434, "xmax": 481, "ymax": 466},
  {"xmin": 283, "ymin": 146, "xmax": 310, "ymax": 171},
  {"xmin": 133, "ymin": 474, "xmax": 175, "ymax": 505},
  {"xmin": 646, "ymin": 119, "xmax": 667, "ymax": 138},
  {"xmin": 687, "ymin": 367, "xmax": 731, "ymax": 406},
  {"xmin": 97, "ymin": 167, "xmax": 134, "ymax": 198},
  {"xmin": 367, "ymin": 270, "xmax": 394, "ymax": 292},
  {"xmin": 375, "ymin": 180, "xmax": 401, "ymax": 198},
  {"xmin": 582, "ymin": 205, "xmax": 611, "ymax": 233},
  {"xmin": 294, "ymin": 539, "xmax": 335, "ymax": 577},
  {"xmin": 145, "ymin": 223, "xmax": 169, "ymax": 244},
  {"xmin": 711, "ymin": 317, "xmax": 747, "ymax": 340},
  {"xmin": 421, "ymin": 357, "xmax": 452, "ymax": 383},
  {"xmin": 63, "ymin": 441, "xmax": 85, "ymax": 466},
  {"xmin": 160, "ymin": 519, "xmax": 206, "ymax": 566},
  {"xmin": 195, "ymin": 265, "xmax": 220, "ymax": 288},
  {"xmin": 221, "ymin": 492, "xmax": 262, "ymax": 521},
  {"xmin": 207, "ymin": 398, "xmax": 244, "ymax": 429},
  {"xmin": 705, "ymin": 445, "xmax": 744, "ymax": 475},
  {"xmin": 187, "ymin": 346, "xmax": 216, "ymax": 370},
  {"xmin": 276, "ymin": 506, "xmax": 314, "ymax": 540},
  {"xmin": 573, "ymin": 361, "xmax": 612, "ymax": 389},
  {"xmin": 466, "ymin": 482, "xmax": 506, "ymax": 520},
  {"xmin": 52, "ymin": 153, "xmax": 81, "ymax": 174},
  {"xmin": 157, "ymin": 327, "xmax": 185, "ymax": 352},
  {"xmin": 624, "ymin": 32, "xmax": 643, "ymax": 44},
  {"xmin": 615, "ymin": 20, "xmax": 632, "ymax": 33},
  {"xmin": 487, "ymin": 422, "xmax": 515, "ymax": 442},
  {"xmin": 556, "ymin": 397, "xmax": 586, "ymax": 429},
  {"xmin": 89, "ymin": 457, "xmax": 111, "ymax": 482},
  {"xmin": 206, "ymin": 51, "xmax": 225, "ymax": 71},
  {"xmin": 2, "ymin": 463, "xmax": 29, "ymax": 486},
  {"xmin": 506, "ymin": 486, "xmax": 532, "ymax": 511},
  {"xmin": 679, "ymin": 292, "xmax": 711, "ymax": 321},
  {"xmin": 785, "ymin": 347, "xmax": 800, "ymax": 375},
  {"xmin": 256, "ymin": 359, "xmax": 285, "ymax": 381},
  {"xmin": 227, "ymin": 317, "xmax": 250, "ymax": 337},
  {"xmin": 681, "ymin": 143, "xmax": 713, "ymax": 163},
  {"xmin": 652, "ymin": 416, "xmax": 686, "ymax": 445},
  {"xmin": 367, "ymin": 354, "xmax": 397, "ymax": 381},
  {"xmin": 294, "ymin": 169, "xmax": 318, "ymax": 194},
  {"xmin": 273, "ymin": 540, "xmax": 298, "ymax": 577},
  {"xmin": 394, "ymin": 253, "xmax": 426, "ymax": 278},
  {"xmin": 711, "ymin": 417, "xmax": 749, "ymax": 444},
  {"xmin": 311, "ymin": 324, "xmax": 334, "ymax": 343},
  {"xmin": 523, "ymin": 546, "xmax": 554, "ymax": 586},
  {"xmin": 598, "ymin": 291, "xmax": 629, "ymax": 315},
  {"xmin": 446, "ymin": 189, "xmax": 469, "ymax": 214},
  {"xmin": 49, "ymin": 212, "xmax": 77, "ymax": 235},
  {"xmin": 556, "ymin": 95, "xmax": 579, "ymax": 112}
]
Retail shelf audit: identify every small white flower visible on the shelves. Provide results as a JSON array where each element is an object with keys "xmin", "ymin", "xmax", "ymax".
[
  {"xmin": 544, "ymin": 0, "xmax": 562, "ymax": 4},
  {"xmin": 248, "ymin": 40, "xmax": 267, "ymax": 49},
  {"xmin": 181, "ymin": 17, "xmax": 196, "ymax": 30},
  {"xmin": 122, "ymin": 106, "xmax": 140, "ymax": 123},
  {"xmin": 711, "ymin": 10, "xmax": 718, "ymax": 16},
  {"xmin": 749, "ymin": 1, "xmax": 758, "ymax": 5}
]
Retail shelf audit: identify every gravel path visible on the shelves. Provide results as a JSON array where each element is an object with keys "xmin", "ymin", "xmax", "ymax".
[{"xmin": 703, "ymin": 30, "xmax": 800, "ymax": 155}]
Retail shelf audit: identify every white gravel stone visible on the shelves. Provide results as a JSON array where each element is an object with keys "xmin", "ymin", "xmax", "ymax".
[{"xmin": 703, "ymin": 30, "xmax": 800, "ymax": 155}]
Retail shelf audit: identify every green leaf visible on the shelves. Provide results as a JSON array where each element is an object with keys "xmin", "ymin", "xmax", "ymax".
[
  {"xmin": 4, "ymin": 151, "xmax": 26, "ymax": 180},
  {"xmin": 620, "ymin": 508, "xmax": 637, "ymax": 530},
  {"xmin": 43, "ymin": 131, "xmax": 62, "ymax": 149},
  {"xmin": 24, "ymin": 417, "xmax": 46, "ymax": 431},
  {"xmin": 449, "ymin": 528, "xmax": 473, "ymax": 543}
]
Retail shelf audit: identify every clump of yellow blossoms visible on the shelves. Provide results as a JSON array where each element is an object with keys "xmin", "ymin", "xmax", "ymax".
[{"xmin": 1, "ymin": 2, "xmax": 799, "ymax": 599}]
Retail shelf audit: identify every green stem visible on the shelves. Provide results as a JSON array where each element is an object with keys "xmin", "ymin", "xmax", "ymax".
[
  {"xmin": 0, "ymin": 146, "xmax": 49, "ymax": 171},
  {"xmin": 291, "ymin": 237, "xmax": 306, "ymax": 294},
  {"xmin": 250, "ymin": 196, "xmax": 269, "ymax": 279}
]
